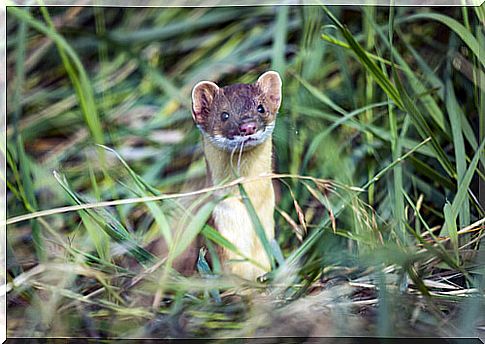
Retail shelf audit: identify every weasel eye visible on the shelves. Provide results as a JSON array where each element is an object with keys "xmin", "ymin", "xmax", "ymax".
[
  {"xmin": 257, "ymin": 105, "xmax": 265, "ymax": 114},
  {"xmin": 221, "ymin": 112, "xmax": 230, "ymax": 121}
]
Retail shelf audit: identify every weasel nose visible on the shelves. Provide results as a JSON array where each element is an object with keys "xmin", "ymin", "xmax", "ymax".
[{"xmin": 239, "ymin": 122, "xmax": 257, "ymax": 136}]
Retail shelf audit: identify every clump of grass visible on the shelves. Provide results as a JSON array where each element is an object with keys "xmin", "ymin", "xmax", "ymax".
[{"xmin": 5, "ymin": 5, "xmax": 484, "ymax": 339}]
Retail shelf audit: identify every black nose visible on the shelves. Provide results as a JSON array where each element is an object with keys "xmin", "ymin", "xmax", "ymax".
[{"xmin": 239, "ymin": 122, "xmax": 257, "ymax": 136}]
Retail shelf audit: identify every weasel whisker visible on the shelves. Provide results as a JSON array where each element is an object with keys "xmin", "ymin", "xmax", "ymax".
[
  {"xmin": 237, "ymin": 140, "xmax": 245, "ymax": 173},
  {"xmin": 229, "ymin": 144, "xmax": 238, "ymax": 175}
]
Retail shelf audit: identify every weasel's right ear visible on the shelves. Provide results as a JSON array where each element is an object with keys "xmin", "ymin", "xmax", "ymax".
[
  {"xmin": 191, "ymin": 81, "xmax": 219, "ymax": 125},
  {"xmin": 256, "ymin": 71, "xmax": 282, "ymax": 114}
]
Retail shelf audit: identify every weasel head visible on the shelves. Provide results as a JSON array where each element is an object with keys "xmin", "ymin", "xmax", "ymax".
[{"xmin": 191, "ymin": 71, "xmax": 282, "ymax": 152}]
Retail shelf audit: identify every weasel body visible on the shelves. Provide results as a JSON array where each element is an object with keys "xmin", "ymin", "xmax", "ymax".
[{"xmin": 191, "ymin": 71, "xmax": 282, "ymax": 280}]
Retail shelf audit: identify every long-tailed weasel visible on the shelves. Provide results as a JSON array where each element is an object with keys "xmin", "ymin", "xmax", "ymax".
[{"xmin": 191, "ymin": 71, "xmax": 282, "ymax": 280}]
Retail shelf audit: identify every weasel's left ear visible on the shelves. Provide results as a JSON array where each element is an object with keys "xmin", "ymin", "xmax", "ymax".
[
  {"xmin": 256, "ymin": 71, "xmax": 282, "ymax": 113},
  {"xmin": 192, "ymin": 81, "xmax": 219, "ymax": 126}
]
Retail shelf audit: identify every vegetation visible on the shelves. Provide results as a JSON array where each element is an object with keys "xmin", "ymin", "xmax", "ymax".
[{"xmin": 5, "ymin": 5, "xmax": 485, "ymax": 338}]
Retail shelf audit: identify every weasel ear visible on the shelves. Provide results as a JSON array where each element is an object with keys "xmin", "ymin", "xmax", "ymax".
[
  {"xmin": 192, "ymin": 81, "xmax": 219, "ymax": 125},
  {"xmin": 256, "ymin": 71, "xmax": 282, "ymax": 112}
]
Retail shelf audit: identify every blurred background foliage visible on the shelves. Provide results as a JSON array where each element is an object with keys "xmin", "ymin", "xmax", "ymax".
[{"xmin": 5, "ymin": 5, "xmax": 485, "ymax": 338}]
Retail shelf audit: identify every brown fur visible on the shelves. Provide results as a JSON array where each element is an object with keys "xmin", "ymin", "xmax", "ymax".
[{"xmin": 192, "ymin": 72, "xmax": 280, "ymax": 140}]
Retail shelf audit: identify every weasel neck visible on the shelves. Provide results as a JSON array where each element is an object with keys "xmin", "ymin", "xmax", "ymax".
[{"xmin": 203, "ymin": 137, "xmax": 273, "ymax": 185}]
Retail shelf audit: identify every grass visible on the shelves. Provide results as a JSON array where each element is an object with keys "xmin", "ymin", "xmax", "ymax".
[{"xmin": 4, "ymin": 5, "xmax": 485, "ymax": 339}]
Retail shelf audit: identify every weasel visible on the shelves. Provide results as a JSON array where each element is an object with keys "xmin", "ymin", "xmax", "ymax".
[{"xmin": 191, "ymin": 71, "xmax": 282, "ymax": 280}]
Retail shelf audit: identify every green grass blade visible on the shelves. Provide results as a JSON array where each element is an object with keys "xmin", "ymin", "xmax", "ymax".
[
  {"xmin": 288, "ymin": 137, "xmax": 432, "ymax": 268},
  {"xmin": 445, "ymin": 74, "xmax": 469, "ymax": 227},
  {"xmin": 169, "ymin": 198, "xmax": 219, "ymax": 261},
  {"xmin": 238, "ymin": 183, "xmax": 276, "ymax": 270},
  {"xmin": 409, "ymin": 156, "xmax": 455, "ymax": 191},
  {"xmin": 8, "ymin": 7, "xmax": 104, "ymax": 146},
  {"xmin": 392, "ymin": 69, "xmax": 456, "ymax": 179},
  {"xmin": 370, "ymin": 18, "xmax": 448, "ymax": 132},
  {"xmin": 385, "ymin": 10, "xmax": 407, "ymax": 244},
  {"xmin": 78, "ymin": 209, "xmax": 110, "ymax": 262},
  {"xmin": 201, "ymin": 225, "xmax": 266, "ymax": 270},
  {"xmin": 442, "ymin": 139, "xmax": 485, "ymax": 237},
  {"xmin": 321, "ymin": 6, "xmax": 404, "ymax": 110},
  {"xmin": 292, "ymin": 72, "xmax": 347, "ymax": 115},
  {"xmin": 53, "ymin": 171, "xmax": 155, "ymax": 264},
  {"xmin": 40, "ymin": 7, "xmax": 104, "ymax": 146},
  {"xmin": 403, "ymin": 13, "xmax": 485, "ymax": 69},
  {"xmin": 272, "ymin": 5, "xmax": 289, "ymax": 75},
  {"xmin": 97, "ymin": 144, "xmax": 172, "ymax": 245},
  {"xmin": 443, "ymin": 202, "xmax": 459, "ymax": 262},
  {"xmin": 10, "ymin": 15, "xmax": 46, "ymax": 262},
  {"xmin": 362, "ymin": 137, "xmax": 431, "ymax": 190},
  {"xmin": 321, "ymin": 33, "xmax": 403, "ymax": 69},
  {"xmin": 322, "ymin": 6, "xmax": 455, "ymax": 179},
  {"xmin": 300, "ymin": 101, "xmax": 390, "ymax": 173}
]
